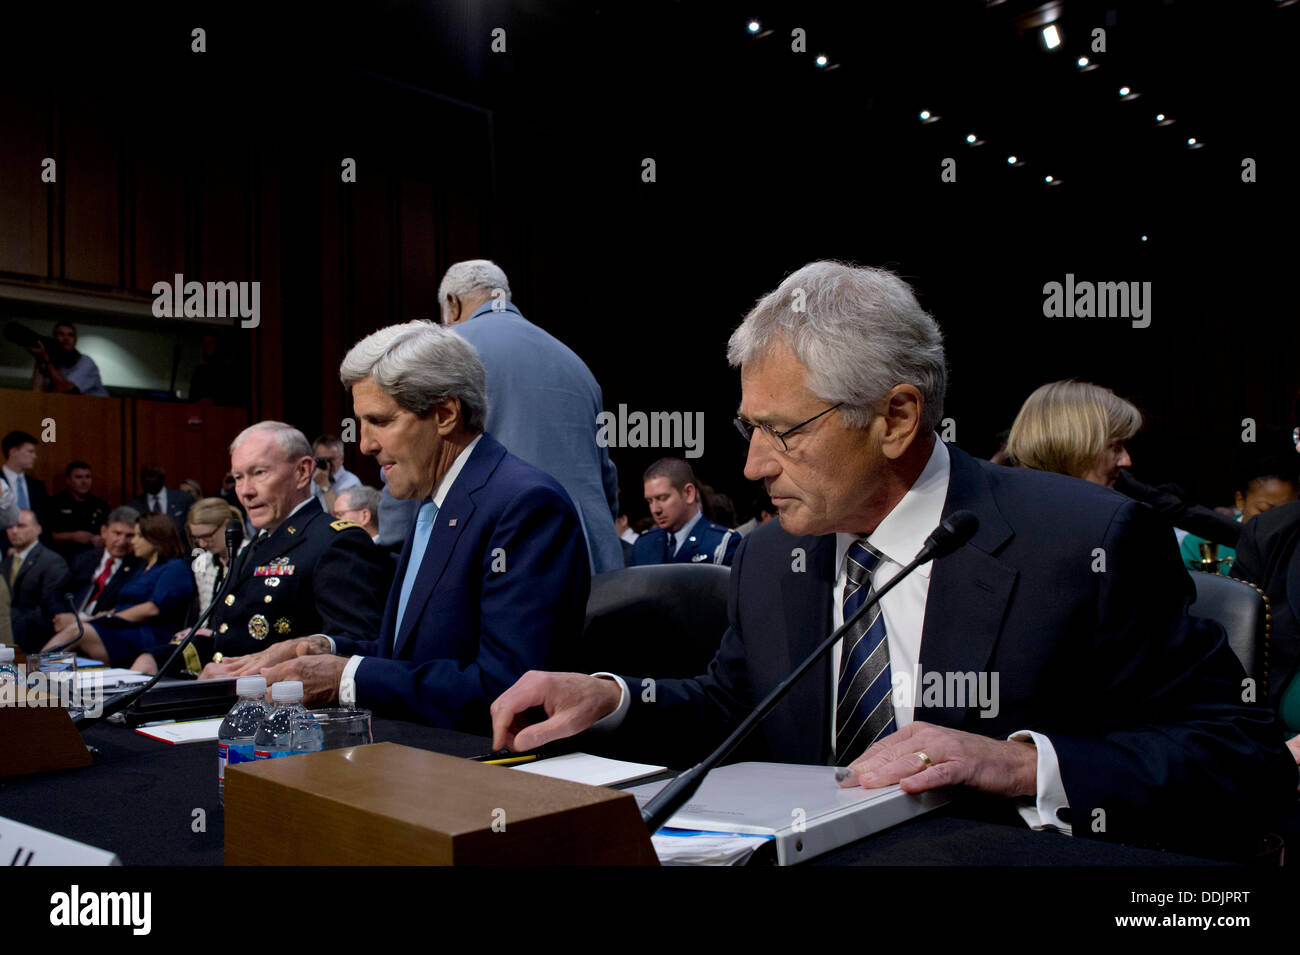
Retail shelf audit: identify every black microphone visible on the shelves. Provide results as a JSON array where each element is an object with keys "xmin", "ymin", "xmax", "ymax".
[
  {"xmin": 914, "ymin": 509, "xmax": 979, "ymax": 564},
  {"xmin": 639, "ymin": 510, "xmax": 979, "ymax": 833},
  {"xmin": 74, "ymin": 518, "xmax": 246, "ymax": 731},
  {"xmin": 42, "ymin": 594, "xmax": 87, "ymax": 654}
]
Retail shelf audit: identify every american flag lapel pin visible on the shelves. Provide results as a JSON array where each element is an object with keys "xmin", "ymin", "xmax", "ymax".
[{"xmin": 448, "ymin": 518, "xmax": 458, "ymax": 526}]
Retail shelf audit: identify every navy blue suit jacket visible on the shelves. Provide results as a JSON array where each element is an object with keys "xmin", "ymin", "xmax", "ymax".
[
  {"xmin": 614, "ymin": 443, "xmax": 1297, "ymax": 850},
  {"xmin": 631, "ymin": 514, "xmax": 739, "ymax": 567},
  {"xmin": 332, "ymin": 433, "xmax": 590, "ymax": 730}
]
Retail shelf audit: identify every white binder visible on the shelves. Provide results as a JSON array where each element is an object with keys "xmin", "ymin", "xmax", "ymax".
[{"xmin": 627, "ymin": 761, "xmax": 949, "ymax": 865}]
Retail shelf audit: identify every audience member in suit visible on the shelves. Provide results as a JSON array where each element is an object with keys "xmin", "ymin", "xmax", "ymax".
[
  {"xmin": 4, "ymin": 509, "xmax": 68, "ymax": 652},
  {"xmin": 2, "ymin": 430, "xmax": 49, "ymax": 531},
  {"xmin": 1007, "ymin": 380, "xmax": 1241, "ymax": 546},
  {"xmin": 50, "ymin": 506, "xmax": 142, "ymax": 635},
  {"xmin": 443, "ymin": 259, "xmax": 624, "ymax": 574},
  {"xmin": 0, "ymin": 480, "xmax": 15, "ymax": 644},
  {"xmin": 631, "ymin": 458, "xmax": 740, "ymax": 567},
  {"xmin": 216, "ymin": 321, "xmax": 590, "ymax": 732},
  {"xmin": 128, "ymin": 463, "xmax": 195, "ymax": 537},
  {"xmin": 491, "ymin": 261, "xmax": 1297, "ymax": 858},
  {"xmin": 45, "ymin": 513, "xmax": 194, "ymax": 667},
  {"xmin": 1233, "ymin": 500, "xmax": 1300, "ymax": 743},
  {"xmin": 46, "ymin": 460, "xmax": 110, "ymax": 563},
  {"xmin": 182, "ymin": 497, "xmax": 249, "ymax": 624}
]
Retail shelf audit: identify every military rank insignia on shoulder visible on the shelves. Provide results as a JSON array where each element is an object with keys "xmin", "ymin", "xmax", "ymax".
[{"xmin": 330, "ymin": 519, "xmax": 361, "ymax": 531}]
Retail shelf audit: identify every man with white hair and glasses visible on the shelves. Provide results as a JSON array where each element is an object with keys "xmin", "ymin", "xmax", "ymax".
[{"xmin": 490, "ymin": 261, "xmax": 1297, "ymax": 856}]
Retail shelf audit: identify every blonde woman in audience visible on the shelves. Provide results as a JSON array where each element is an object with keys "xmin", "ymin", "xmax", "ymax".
[
  {"xmin": 186, "ymin": 497, "xmax": 248, "ymax": 612},
  {"xmin": 1006, "ymin": 380, "xmax": 1139, "ymax": 487}
]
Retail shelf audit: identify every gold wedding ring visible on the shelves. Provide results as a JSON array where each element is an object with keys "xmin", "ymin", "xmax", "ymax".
[{"xmin": 913, "ymin": 750, "xmax": 932, "ymax": 768}]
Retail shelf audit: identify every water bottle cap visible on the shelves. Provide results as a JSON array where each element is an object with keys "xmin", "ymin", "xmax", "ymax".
[
  {"xmin": 236, "ymin": 676, "xmax": 267, "ymax": 698},
  {"xmin": 0, "ymin": 647, "xmax": 14, "ymax": 663},
  {"xmin": 270, "ymin": 680, "xmax": 304, "ymax": 702}
]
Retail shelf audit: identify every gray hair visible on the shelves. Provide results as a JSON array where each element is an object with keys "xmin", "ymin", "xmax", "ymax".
[
  {"xmin": 228, "ymin": 421, "xmax": 314, "ymax": 461},
  {"xmin": 106, "ymin": 506, "xmax": 140, "ymax": 526},
  {"xmin": 339, "ymin": 321, "xmax": 487, "ymax": 433},
  {"xmin": 438, "ymin": 259, "xmax": 511, "ymax": 312},
  {"xmin": 726, "ymin": 261, "xmax": 947, "ymax": 433},
  {"xmin": 339, "ymin": 484, "xmax": 381, "ymax": 517}
]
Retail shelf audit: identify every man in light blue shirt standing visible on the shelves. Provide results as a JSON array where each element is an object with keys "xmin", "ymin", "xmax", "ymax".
[
  {"xmin": 442, "ymin": 259, "xmax": 624, "ymax": 573},
  {"xmin": 28, "ymin": 322, "xmax": 109, "ymax": 397}
]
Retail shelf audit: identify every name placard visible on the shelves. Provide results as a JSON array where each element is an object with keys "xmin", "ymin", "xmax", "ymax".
[{"xmin": 0, "ymin": 815, "xmax": 119, "ymax": 866}]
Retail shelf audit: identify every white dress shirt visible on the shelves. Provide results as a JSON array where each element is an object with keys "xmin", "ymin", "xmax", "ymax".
[
  {"xmin": 338, "ymin": 436, "xmax": 483, "ymax": 705},
  {"xmin": 596, "ymin": 437, "xmax": 1071, "ymax": 834}
]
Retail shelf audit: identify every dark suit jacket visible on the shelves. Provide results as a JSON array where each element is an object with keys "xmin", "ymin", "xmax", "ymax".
[
  {"xmin": 631, "ymin": 515, "xmax": 740, "ymax": 567},
  {"xmin": 332, "ymin": 433, "xmax": 590, "ymax": 731},
  {"xmin": 1232, "ymin": 499, "xmax": 1300, "ymax": 697},
  {"xmin": 56, "ymin": 548, "xmax": 140, "ymax": 616},
  {"xmin": 613, "ymin": 444, "xmax": 1298, "ymax": 852},
  {"xmin": 128, "ymin": 487, "xmax": 195, "ymax": 535},
  {"xmin": 3, "ymin": 542, "xmax": 69, "ymax": 651}
]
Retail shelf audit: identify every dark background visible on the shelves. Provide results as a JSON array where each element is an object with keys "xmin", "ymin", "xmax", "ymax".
[{"xmin": 2, "ymin": 0, "xmax": 1296, "ymax": 518}]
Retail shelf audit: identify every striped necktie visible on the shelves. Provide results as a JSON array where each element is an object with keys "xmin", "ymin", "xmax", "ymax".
[{"xmin": 834, "ymin": 539, "xmax": 896, "ymax": 765}]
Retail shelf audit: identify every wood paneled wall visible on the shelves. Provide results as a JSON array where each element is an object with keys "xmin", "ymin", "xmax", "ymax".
[{"xmin": 2, "ymin": 389, "xmax": 248, "ymax": 508}]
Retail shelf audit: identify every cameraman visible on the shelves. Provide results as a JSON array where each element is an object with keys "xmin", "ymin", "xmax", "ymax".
[
  {"xmin": 310, "ymin": 434, "xmax": 360, "ymax": 513},
  {"xmin": 28, "ymin": 322, "xmax": 108, "ymax": 397}
]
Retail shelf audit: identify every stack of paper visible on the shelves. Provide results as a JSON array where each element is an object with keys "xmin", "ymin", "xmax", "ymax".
[{"xmin": 511, "ymin": 752, "xmax": 666, "ymax": 787}]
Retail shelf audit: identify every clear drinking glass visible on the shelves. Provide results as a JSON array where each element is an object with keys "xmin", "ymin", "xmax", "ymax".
[
  {"xmin": 310, "ymin": 708, "xmax": 373, "ymax": 751},
  {"xmin": 25, "ymin": 649, "xmax": 82, "ymax": 719}
]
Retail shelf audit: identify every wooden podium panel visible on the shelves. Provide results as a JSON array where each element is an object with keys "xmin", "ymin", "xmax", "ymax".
[
  {"xmin": 0, "ymin": 699, "xmax": 93, "ymax": 778},
  {"xmin": 225, "ymin": 742, "xmax": 658, "ymax": 866}
]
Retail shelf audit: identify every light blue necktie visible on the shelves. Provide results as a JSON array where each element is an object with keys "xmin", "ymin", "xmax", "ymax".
[
  {"xmin": 16, "ymin": 475, "xmax": 29, "ymax": 511},
  {"xmin": 394, "ymin": 500, "xmax": 437, "ymax": 646}
]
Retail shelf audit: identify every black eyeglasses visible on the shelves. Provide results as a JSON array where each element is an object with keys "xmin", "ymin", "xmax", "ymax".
[{"xmin": 734, "ymin": 403, "xmax": 843, "ymax": 452}]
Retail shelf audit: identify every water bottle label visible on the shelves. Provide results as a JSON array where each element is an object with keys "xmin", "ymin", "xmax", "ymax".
[
  {"xmin": 227, "ymin": 743, "xmax": 257, "ymax": 765},
  {"xmin": 218, "ymin": 742, "xmax": 228, "ymax": 782},
  {"xmin": 253, "ymin": 750, "xmax": 291, "ymax": 759}
]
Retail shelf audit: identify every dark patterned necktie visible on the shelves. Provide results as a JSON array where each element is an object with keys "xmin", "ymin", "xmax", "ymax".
[
  {"xmin": 835, "ymin": 539, "xmax": 896, "ymax": 765},
  {"xmin": 664, "ymin": 529, "xmax": 674, "ymax": 561}
]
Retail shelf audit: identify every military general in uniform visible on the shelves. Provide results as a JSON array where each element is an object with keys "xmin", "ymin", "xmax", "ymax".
[{"xmin": 131, "ymin": 422, "xmax": 389, "ymax": 675}]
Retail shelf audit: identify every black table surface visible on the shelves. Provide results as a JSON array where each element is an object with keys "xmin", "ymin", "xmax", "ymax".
[{"xmin": 0, "ymin": 719, "xmax": 1220, "ymax": 866}]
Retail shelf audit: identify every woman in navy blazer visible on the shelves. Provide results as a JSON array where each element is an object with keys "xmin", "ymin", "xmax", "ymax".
[{"xmin": 44, "ymin": 513, "xmax": 195, "ymax": 667}]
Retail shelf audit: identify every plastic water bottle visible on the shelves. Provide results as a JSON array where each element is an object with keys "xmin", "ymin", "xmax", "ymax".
[
  {"xmin": 254, "ymin": 681, "xmax": 314, "ymax": 759},
  {"xmin": 0, "ymin": 647, "xmax": 19, "ymax": 689},
  {"xmin": 292, "ymin": 705, "xmax": 323, "ymax": 755},
  {"xmin": 218, "ymin": 676, "xmax": 269, "ymax": 806}
]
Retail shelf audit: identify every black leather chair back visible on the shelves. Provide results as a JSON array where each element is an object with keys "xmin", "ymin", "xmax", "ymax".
[
  {"xmin": 1189, "ymin": 571, "xmax": 1270, "ymax": 691},
  {"xmin": 578, "ymin": 564, "xmax": 731, "ymax": 678}
]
